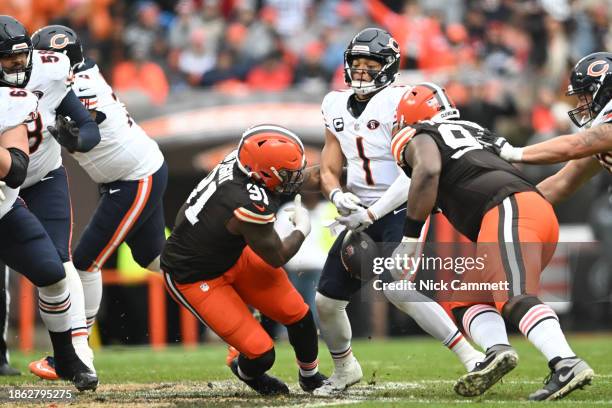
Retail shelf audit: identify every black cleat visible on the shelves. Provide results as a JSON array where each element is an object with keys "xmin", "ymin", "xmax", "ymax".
[
  {"xmin": 0, "ymin": 363, "xmax": 20, "ymax": 376},
  {"xmin": 528, "ymin": 358, "xmax": 594, "ymax": 401},
  {"xmin": 454, "ymin": 344, "xmax": 518, "ymax": 397},
  {"xmin": 55, "ymin": 354, "xmax": 98, "ymax": 392},
  {"xmin": 230, "ymin": 359, "xmax": 289, "ymax": 396},
  {"xmin": 299, "ymin": 371, "xmax": 327, "ymax": 393}
]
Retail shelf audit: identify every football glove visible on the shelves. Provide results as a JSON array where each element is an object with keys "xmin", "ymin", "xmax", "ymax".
[
  {"xmin": 48, "ymin": 115, "xmax": 80, "ymax": 153},
  {"xmin": 389, "ymin": 237, "xmax": 420, "ymax": 281},
  {"xmin": 285, "ymin": 194, "xmax": 311, "ymax": 237},
  {"xmin": 477, "ymin": 131, "xmax": 523, "ymax": 162},
  {"xmin": 335, "ymin": 207, "xmax": 374, "ymax": 232},
  {"xmin": 330, "ymin": 189, "xmax": 363, "ymax": 216}
]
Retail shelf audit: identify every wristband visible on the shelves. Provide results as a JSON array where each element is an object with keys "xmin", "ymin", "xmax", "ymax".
[
  {"xmin": 403, "ymin": 216, "xmax": 425, "ymax": 238},
  {"xmin": 329, "ymin": 188, "xmax": 341, "ymax": 202}
]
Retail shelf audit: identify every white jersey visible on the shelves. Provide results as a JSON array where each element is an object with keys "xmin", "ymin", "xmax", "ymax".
[
  {"xmin": 71, "ymin": 60, "xmax": 164, "ymax": 183},
  {"xmin": 590, "ymin": 98, "xmax": 612, "ymax": 173},
  {"xmin": 23, "ymin": 50, "xmax": 72, "ymax": 188},
  {"xmin": 322, "ymin": 85, "xmax": 409, "ymax": 206},
  {"xmin": 0, "ymin": 87, "xmax": 38, "ymax": 218}
]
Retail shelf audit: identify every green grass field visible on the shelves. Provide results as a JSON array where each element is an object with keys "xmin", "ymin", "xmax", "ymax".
[{"xmin": 0, "ymin": 334, "xmax": 610, "ymax": 407}]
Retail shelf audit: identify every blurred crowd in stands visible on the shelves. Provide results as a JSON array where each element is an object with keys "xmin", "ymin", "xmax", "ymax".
[{"xmin": 0, "ymin": 0, "xmax": 610, "ymax": 143}]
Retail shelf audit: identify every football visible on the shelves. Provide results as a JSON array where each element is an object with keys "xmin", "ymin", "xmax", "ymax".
[{"xmin": 340, "ymin": 230, "xmax": 380, "ymax": 281}]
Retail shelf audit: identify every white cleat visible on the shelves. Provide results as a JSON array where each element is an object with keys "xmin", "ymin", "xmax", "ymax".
[
  {"xmin": 313, "ymin": 357, "xmax": 362, "ymax": 396},
  {"xmin": 464, "ymin": 351, "xmax": 486, "ymax": 372}
]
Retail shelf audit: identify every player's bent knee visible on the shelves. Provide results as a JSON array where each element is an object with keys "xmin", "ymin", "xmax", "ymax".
[
  {"xmin": 502, "ymin": 294, "xmax": 541, "ymax": 327},
  {"xmin": 32, "ymin": 261, "xmax": 67, "ymax": 288},
  {"xmin": 240, "ymin": 330, "xmax": 274, "ymax": 360},
  {"xmin": 451, "ymin": 306, "xmax": 469, "ymax": 333},
  {"xmin": 315, "ymin": 292, "xmax": 348, "ymax": 317},
  {"xmin": 38, "ymin": 276, "xmax": 68, "ymax": 296},
  {"xmin": 275, "ymin": 293, "xmax": 308, "ymax": 326},
  {"xmin": 238, "ymin": 347, "xmax": 275, "ymax": 377}
]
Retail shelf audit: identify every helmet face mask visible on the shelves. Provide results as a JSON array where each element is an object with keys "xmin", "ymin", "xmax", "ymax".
[
  {"xmin": 237, "ymin": 125, "xmax": 307, "ymax": 195},
  {"xmin": 344, "ymin": 28, "xmax": 400, "ymax": 96},
  {"xmin": 566, "ymin": 52, "xmax": 612, "ymax": 128},
  {"xmin": 0, "ymin": 16, "xmax": 33, "ymax": 87}
]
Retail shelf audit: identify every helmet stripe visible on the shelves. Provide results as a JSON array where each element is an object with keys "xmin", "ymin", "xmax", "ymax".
[{"xmin": 420, "ymin": 82, "xmax": 453, "ymax": 110}]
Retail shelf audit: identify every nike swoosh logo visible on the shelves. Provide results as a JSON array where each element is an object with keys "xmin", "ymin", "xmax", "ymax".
[
  {"xmin": 558, "ymin": 370, "xmax": 573, "ymax": 383},
  {"xmin": 109, "ymin": 188, "xmax": 120, "ymax": 194},
  {"xmin": 78, "ymin": 88, "xmax": 89, "ymax": 92},
  {"xmin": 253, "ymin": 204, "xmax": 266, "ymax": 212},
  {"xmin": 40, "ymin": 176, "xmax": 54, "ymax": 181},
  {"xmin": 393, "ymin": 208, "xmax": 407, "ymax": 215}
]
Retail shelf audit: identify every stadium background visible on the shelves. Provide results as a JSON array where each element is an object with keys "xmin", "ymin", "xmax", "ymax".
[{"xmin": 0, "ymin": 0, "xmax": 610, "ymax": 349}]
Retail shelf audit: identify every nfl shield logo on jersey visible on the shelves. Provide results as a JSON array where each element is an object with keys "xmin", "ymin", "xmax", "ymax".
[{"xmin": 200, "ymin": 283, "xmax": 209, "ymax": 292}]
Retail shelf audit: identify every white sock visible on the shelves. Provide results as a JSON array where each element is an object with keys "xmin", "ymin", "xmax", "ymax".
[
  {"xmin": 38, "ymin": 278, "xmax": 71, "ymax": 332},
  {"xmin": 77, "ymin": 269, "xmax": 102, "ymax": 334},
  {"xmin": 462, "ymin": 304, "xmax": 510, "ymax": 351},
  {"xmin": 298, "ymin": 359, "xmax": 319, "ymax": 377},
  {"xmin": 519, "ymin": 304, "xmax": 575, "ymax": 361},
  {"xmin": 315, "ymin": 292, "xmax": 353, "ymax": 368},
  {"xmin": 64, "ymin": 262, "xmax": 88, "ymax": 338},
  {"xmin": 443, "ymin": 331, "xmax": 483, "ymax": 371}
]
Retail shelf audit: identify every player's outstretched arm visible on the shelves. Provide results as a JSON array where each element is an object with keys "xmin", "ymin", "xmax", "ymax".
[
  {"xmin": 536, "ymin": 156, "xmax": 602, "ymax": 204},
  {"xmin": 403, "ymin": 133, "xmax": 441, "ymax": 227},
  {"xmin": 0, "ymin": 124, "xmax": 29, "ymax": 189},
  {"xmin": 52, "ymin": 90, "xmax": 101, "ymax": 153},
  {"xmin": 487, "ymin": 124, "xmax": 612, "ymax": 164}
]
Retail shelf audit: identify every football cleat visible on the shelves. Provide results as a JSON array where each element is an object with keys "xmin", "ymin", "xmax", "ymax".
[
  {"xmin": 299, "ymin": 371, "xmax": 328, "ymax": 393},
  {"xmin": 454, "ymin": 344, "xmax": 518, "ymax": 397},
  {"xmin": 0, "ymin": 363, "xmax": 20, "ymax": 376},
  {"xmin": 528, "ymin": 358, "xmax": 594, "ymax": 401},
  {"xmin": 313, "ymin": 356, "xmax": 362, "ymax": 396},
  {"xmin": 29, "ymin": 356, "xmax": 59, "ymax": 380},
  {"xmin": 229, "ymin": 358, "xmax": 289, "ymax": 396}
]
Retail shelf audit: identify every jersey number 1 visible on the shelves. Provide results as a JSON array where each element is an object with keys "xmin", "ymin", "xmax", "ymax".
[
  {"xmin": 185, "ymin": 166, "xmax": 218, "ymax": 224},
  {"xmin": 356, "ymin": 137, "xmax": 374, "ymax": 185}
]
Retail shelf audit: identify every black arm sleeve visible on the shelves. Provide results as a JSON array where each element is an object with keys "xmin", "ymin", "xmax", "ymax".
[
  {"xmin": 56, "ymin": 89, "xmax": 101, "ymax": 152},
  {"xmin": 2, "ymin": 147, "xmax": 29, "ymax": 188}
]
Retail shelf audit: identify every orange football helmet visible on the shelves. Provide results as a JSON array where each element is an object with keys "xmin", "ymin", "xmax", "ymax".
[
  {"xmin": 237, "ymin": 124, "xmax": 306, "ymax": 194},
  {"xmin": 396, "ymin": 82, "xmax": 460, "ymax": 128}
]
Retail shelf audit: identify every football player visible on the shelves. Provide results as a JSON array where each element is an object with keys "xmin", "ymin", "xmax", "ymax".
[
  {"xmin": 477, "ymin": 52, "xmax": 612, "ymax": 203},
  {"xmin": 392, "ymin": 82, "xmax": 594, "ymax": 400},
  {"xmin": 161, "ymin": 125, "xmax": 326, "ymax": 395},
  {"xmin": 0, "ymin": 16, "xmax": 100, "ymax": 381},
  {"xmin": 0, "ymin": 86, "xmax": 96, "ymax": 390},
  {"xmin": 27, "ymin": 25, "xmax": 167, "ymax": 380},
  {"xmin": 316, "ymin": 28, "xmax": 484, "ymax": 395}
]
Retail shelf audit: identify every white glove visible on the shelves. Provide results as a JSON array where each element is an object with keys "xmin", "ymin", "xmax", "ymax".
[
  {"xmin": 477, "ymin": 133, "xmax": 523, "ymax": 162},
  {"xmin": 330, "ymin": 188, "xmax": 362, "ymax": 216},
  {"xmin": 389, "ymin": 236, "xmax": 419, "ymax": 281},
  {"xmin": 286, "ymin": 194, "xmax": 311, "ymax": 237},
  {"xmin": 0, "ymin": 181, "xmax": 6, "ymax": 202},
  {"xmin": 335, "ymin": 207, "xmax": 374, "ymax": 232}
]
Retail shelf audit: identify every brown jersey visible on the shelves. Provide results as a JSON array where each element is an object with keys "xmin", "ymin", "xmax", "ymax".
[
  {"xmin": 394, "ymin": 119, "xmax": 538, "ymax": 241},
  {"xmin": 161, "ymin": 150, "xmax": 280, "ymax": 283}
]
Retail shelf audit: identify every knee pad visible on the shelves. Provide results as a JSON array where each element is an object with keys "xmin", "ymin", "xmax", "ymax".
[
  {"xmin": 315, "ymin": 292, "xmax": 348, "ymax": 317},
  {"xmin": 238, "ymin": 347, "xmax": 275, "ymax": 378},
  {"xmin": 502, "ymin": 295, "xmax": 542, "ymax": 328}
]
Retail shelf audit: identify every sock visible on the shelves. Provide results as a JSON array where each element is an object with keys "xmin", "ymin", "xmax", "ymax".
[
  {"xmin": 518, "ymin": 304, "xmax": 575, "ymax": 361},
  {"xmin": 38, "ymin": 278, "xmax": 71, "ymax": 333},
  {"xmin": 442, "ymin": 330, "xmax": 483, "ymax": 371},
  {"xmin": 462, "ymin": 304, "xmax": 510, "ymax": 351},
  {"xmin": 286, "ymin": 310, "xmax": 319, "ymax": 377},
  {"xmin": 77, "ymin": 269, "xmax": 102, "ymax": 334},
  {"xmin": 64, "ymin": 262, "xmax": 88, "ymax": 338},
  {"xmin": 315, "ymin": 292, "xmax": 353, "ymax": 368}
]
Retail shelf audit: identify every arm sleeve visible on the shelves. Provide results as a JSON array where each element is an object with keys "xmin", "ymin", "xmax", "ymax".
[
  {"xmin": 56, "ymin": 89, "xmax": 101, "ymax": 152},
  {"xmin": 368, "ymin": 171, "xmax": 410, "ymax": 220}
]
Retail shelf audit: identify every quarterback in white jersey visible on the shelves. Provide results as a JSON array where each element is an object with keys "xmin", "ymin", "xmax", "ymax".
[
  {"xmin": 28, "ymin": 26, "xmax": 168, "ymax": 381},
  {"xmin": 314, "ymin": 28, "xmax": 483, "ymax": 396},
  {"xmin": 478, "ymin": 51, "xmax": 612, "ymax": 204}
]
